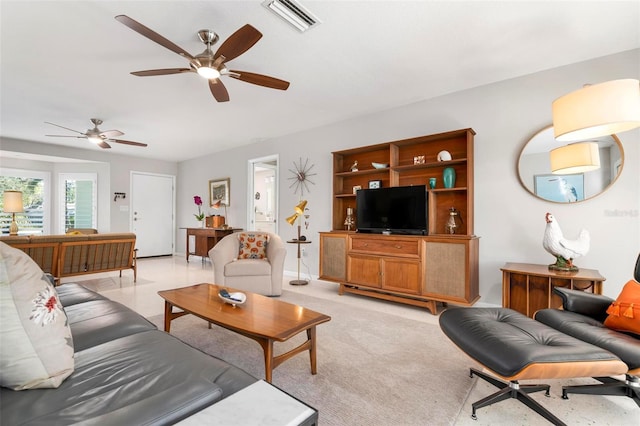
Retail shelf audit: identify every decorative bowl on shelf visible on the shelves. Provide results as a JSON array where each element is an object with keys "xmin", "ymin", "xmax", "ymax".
[
  {"xmin": 218, "ymin": 291, "xmax": 247, "ymax": 306},
  {"xmin": 371, "ymin": 162, "xmax": 389, "ymax": 169},
  {"xmin": 437, "ymin": 150, "xmax": 452, "ymax": 161}
]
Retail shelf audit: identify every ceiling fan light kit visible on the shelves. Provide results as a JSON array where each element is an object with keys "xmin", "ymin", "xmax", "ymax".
[
  {"xmin": 45, "ymin": 118, "xmax": 147, "ymax": 150},
  {"xmin": 197, "ymin": 67, "xmax": 221, "ymax": 79},
  {"xmin": 115, "ymin": 15, "xmax": 291, "ymax": 102},
  {"xmin": 262, "ymin": 0, "xmax": 321, "ymax": 33}
]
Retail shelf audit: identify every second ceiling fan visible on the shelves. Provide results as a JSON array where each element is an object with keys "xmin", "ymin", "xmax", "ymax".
[{"xmin": 115, "ymin": 15, "xmax": 290, "ymax": 102}]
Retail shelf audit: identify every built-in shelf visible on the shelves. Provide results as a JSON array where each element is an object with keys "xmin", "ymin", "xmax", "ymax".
[
  {"xmin": 330, "ymin": 128, "xmax": 475, "ymax": 235},
  {"xmin": 320, "ymin": 128, "xmax": 479, "ymax": 314}
]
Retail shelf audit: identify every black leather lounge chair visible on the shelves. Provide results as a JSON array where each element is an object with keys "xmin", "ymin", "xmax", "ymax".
[
  {"xmin": 439, "ymin": 307, "xmax": 626, "ymax": 425},
  {"xmin": 535, "ymin": 253, "xmax": 640, "ymax": 407}
]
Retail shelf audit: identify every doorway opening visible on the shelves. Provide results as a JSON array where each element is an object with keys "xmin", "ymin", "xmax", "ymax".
[{"xmin": 248, "ymin": 155, "xmax": 278, "ymax": 234}]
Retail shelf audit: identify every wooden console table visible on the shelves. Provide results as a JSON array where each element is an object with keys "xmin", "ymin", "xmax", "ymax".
[
  {"xmin": 183, "ymin": 227, "xmax": 241, "ymax": 262},
  {"xmin": 501, "ymin": 262, "xmax": 605, "ymax": 318}
]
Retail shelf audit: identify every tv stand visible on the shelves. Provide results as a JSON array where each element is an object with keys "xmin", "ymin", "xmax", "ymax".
[
  {"xmin": 320, "ymin": 128, "xmax": 479, "ymax": 313},
  {"xmin": 328, "ymin": 233, "xmax": 478, "ymax": 314}
]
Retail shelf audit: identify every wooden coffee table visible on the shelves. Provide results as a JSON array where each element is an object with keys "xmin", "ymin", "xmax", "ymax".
[{"xmin": 158, "ymin": 283, "xmax": 331, "ymax": 383}]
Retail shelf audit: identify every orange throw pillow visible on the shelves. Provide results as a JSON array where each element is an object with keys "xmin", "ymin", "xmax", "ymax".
[
  {"xmin": 604, "ymin": 279, "xmax": 640, "ymax": 335},
  {"xmin": 237, "ymin": 232, "xmax": 269, "ymax": 260}
]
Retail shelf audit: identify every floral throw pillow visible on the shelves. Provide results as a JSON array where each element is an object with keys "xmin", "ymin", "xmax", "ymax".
[
  {"xmin": 237, "ymin": 232, "xmax": 269, "ymax": 260},
  {"xmin": 604, "ymin": 279, "xmax": 640, "ymax": 336},
  {"xmin": 0, "ymin": 242, "xmax": 75, "ymax": 390}
]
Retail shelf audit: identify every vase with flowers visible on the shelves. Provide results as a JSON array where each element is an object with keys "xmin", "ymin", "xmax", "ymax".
[{"xmin": 193, "ymin": 195, "xmax": 205, "ymax": 226}]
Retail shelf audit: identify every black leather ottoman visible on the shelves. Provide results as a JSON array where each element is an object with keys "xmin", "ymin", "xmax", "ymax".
[{"xmin": 439, "ymin": 307, "xmax": 627, "ymax": 426}]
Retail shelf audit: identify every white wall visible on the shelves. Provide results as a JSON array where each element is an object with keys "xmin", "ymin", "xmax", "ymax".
[
  {"xmin": 177, "ymin": 49, "xmax": 640, "ymax": 305},
  {"xmin": 0, "ymin": 138, "xmax": 178, "ymax": 233}
]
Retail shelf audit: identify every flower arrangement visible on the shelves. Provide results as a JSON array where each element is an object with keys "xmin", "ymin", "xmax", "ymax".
[{"xmin": 193, "ymin": 195, "xmax": 205, "ymax": 221}]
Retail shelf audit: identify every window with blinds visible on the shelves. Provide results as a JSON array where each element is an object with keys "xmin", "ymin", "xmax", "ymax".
[{"xmin": 60, "ymin": 173, "xmax": 97, "ymax": 232}]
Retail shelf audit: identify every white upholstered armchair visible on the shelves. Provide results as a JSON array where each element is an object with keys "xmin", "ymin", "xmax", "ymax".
[{"xmin": 208, "ymin": 232, "xmax": 286, "ymax": 296}]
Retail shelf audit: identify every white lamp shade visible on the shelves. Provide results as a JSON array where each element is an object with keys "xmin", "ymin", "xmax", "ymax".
[
  {"xmin": 552, "ymin": 79, "xmax": 640, "ymax": 142},
  {"xmin": 550, "ymin": 142, "xmax": 601, "ymax": 174},
  {"xmin": 3, "ymin": 191, "xmax": 24, "ymax": 213}
]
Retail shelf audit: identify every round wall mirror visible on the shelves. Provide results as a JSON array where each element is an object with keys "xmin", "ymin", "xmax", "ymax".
[{"xmin": 517, "ymin": 125, "xmax": 624, "ymax": 203}]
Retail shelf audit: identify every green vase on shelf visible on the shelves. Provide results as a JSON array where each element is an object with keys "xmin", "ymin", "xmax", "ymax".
[{"xmin": 443, "ymin": 167, "xmax": 456, "ymax": 188}]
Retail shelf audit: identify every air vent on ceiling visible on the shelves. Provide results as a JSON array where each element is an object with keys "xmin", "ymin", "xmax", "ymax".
[{"xmin": 262, "ymin": 0, "xmax": 321, "ymax": 33}]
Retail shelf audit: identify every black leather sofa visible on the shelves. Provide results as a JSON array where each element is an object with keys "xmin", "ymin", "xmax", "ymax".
[
  {"xmin": 0, "ymin": 283, "xmax": 258, "ymax": 425},
  {"xmin": 535, "ymin": 254, "xmax": 640, "ymax": 406}
]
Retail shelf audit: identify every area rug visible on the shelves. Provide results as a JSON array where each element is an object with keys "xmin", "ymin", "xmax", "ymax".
[{"xmin": 147, "ymin": 290, "xmax": 477, "ymax": 426}]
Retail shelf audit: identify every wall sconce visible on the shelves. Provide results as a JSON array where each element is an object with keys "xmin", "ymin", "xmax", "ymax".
[
  {"xmin": 3, "ymin": 190, "xmax": 24, "ymax": 236},
  {"xmin": 552, "ymin": 78, "xmax": 640, "ymax": 142},
  {"xmin": 113, "ymin": 192, "xmax": 126, "ymax": 202},
  {"xmin": 550, "ymin": 142, "xmax": 601, "ymax": 174}
]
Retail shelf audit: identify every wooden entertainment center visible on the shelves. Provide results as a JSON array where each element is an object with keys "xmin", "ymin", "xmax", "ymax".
[{"xmin": 319, "ymin": 128, "xmax": 479, "ymax": 314}]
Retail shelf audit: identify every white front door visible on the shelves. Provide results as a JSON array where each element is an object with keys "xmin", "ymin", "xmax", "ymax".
[{"xmin": 131, "ymin": 172, "xmax": 174, "ymax": 257}]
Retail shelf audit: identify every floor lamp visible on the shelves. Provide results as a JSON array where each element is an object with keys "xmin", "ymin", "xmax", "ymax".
[
  {"xmin": 286, "ymin": 200, "xmax": 309, "ymax": 285},
  {"xmin": 3, "ymin": 190, "xmax": 24, "ymax": 236}
]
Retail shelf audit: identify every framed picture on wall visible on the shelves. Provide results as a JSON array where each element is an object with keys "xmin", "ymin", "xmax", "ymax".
[
  {"xmin": 534, "ymin": 173, "xmax": 584, "ymax": 203},
  {"xmin": 209, "ymin": 178, "xmax": 230, "ymax": 206}
]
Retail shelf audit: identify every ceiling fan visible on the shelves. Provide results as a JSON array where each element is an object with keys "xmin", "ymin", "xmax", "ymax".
[
  {"xmin": 45, "ymin": 119, "xmax": 148, "ymax": 149},
  {"xmin": 115, "ymin": 15, "xmax": 290, "ymax": 102}
]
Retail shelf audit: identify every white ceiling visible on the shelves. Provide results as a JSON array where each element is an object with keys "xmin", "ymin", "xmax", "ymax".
[{"xmin": 1, "ymin": 1, "xmax": 638, "ymax": 162}]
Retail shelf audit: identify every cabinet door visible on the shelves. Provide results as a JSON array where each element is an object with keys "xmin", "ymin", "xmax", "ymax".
[
  {"xmin": 381, "ymin": 258, "xmax": 420, "ymax": 294},
  {"xmin": 347, "ymin": 255, "xmax": 381, "ymax": 288},
  {"xmin": 423, "ymin": 240, "xmax": 471, "ymax": 302},
  {"xmin": 319, "ymin": 233, "xmax": 347, "ymax": 282}
]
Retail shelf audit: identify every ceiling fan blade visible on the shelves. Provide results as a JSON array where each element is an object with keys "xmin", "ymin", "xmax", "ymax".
[
  {"xmin": 228, "ymin": 70, "xmax": 290, "ymax": 90},
  {"xmin": 44, "ymin": 121, "xmax": 85, "ymax": 135},
  {"xmin": 100, "ymin": 130, "xmax": 124, "ymax": 138},
  {"xmin": 115, "ymin": 15, "xmax": 195, "ymax": 61},
  {"xmin": 111, "ymin": 139, "xmax": 148, "ymax": 147},
  {"xmin": 209, "ymin": 79, "xmax": 230, "ymax": 102},
  {"xmin": 131, "ymin": 68, "xmax": 193, "ymax": 77},
  {"xmin": 98, "ymin": 141, "xmax": 111, "ymax": 149},
  {"xmin": 45, "ymin": 135, "xmax": 87, "ymax": 139},
  {"xmin": 214, "ymin": 24, "xmax": 262, "ymax": 63}
]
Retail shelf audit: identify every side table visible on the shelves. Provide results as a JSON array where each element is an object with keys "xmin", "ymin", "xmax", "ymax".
[
  {"xmin": 182, "ymin": 227, "xmax": 242, "ymax": 262},
  {"xmin": 287, "ymin": 239, "xmax": 312, "ymax": 285},
  {"xmin": 501, "ymin": 262, "xmax": 605, "ymax": 318}
]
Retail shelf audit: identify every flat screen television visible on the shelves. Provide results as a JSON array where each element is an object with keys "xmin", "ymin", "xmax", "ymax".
[{"xmin": 355, "ymin": 185, "xmax": 428, "ymax": 235}]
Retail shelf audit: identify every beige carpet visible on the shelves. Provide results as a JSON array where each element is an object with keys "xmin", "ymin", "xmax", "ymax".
[
  {"xmin": 148, "ymin": 290, "xmax": 476, "ymax": 426},
  {"xmin": 148, "ymin": 290, "xmax": 639, "ymax": 425}
]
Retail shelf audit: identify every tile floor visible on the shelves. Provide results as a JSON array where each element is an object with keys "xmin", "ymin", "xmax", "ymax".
[
  {"xmin": 71, "ymin": 254, "xmax": 438, "ymax": 324},
  {"xmin": 68, "ymin": 255, "xmax": 637, "ymax": 426}
]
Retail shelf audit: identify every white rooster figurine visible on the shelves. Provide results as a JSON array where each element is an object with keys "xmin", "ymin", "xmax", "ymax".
[{"xmin": 542, "ymin": 212, "xmax": 590, "ymax": 271}]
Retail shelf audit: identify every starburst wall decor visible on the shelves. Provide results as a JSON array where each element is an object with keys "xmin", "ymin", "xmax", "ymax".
[{"xmin": 288, "ymin": 157, "xmax": 316, "ymax": 196}]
